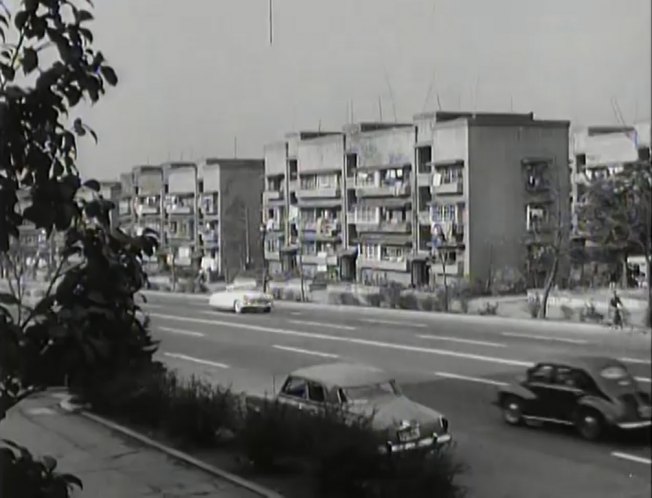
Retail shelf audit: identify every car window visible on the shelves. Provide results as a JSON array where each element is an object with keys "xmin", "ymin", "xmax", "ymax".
[
  {"xmin": 343, "ymin": 381, "xmax": 399, "ymax": 402},
  {"xmin": 528, "ymin": 364, "xmax": 554, "ymax": 383},
  {"xmin": 554, "ymin": 367, "xmax": 581, "ymax": 388},
  {"xmin": 281, "ymin": 377, "xmax": 308, "ymax": 399},
  {"xmin": 307, "ymin": 382, "xmax": 326, "ymax": 403}
]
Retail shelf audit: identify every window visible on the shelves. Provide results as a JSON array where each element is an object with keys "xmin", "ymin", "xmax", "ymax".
[
  {"xmin": 353, "ymin": 206, "xmax": 378, "ymax": 223},
  {"xmin": 528, "ymin": 364, "xmax": 554, "ymax": 383},
  {"xmin": 281, "ymin": 377, "xmax": 308, "ymax": 399},
  {"xmin": 381, "ymin": 246, "xmax": 407, "ymax": 262},
  {"xmin": 526, "ymin": 204, "xmax": 548, "ymax": 231},
  {"xmin": 380, "ymin": 208, "xmax": 408, "ymax": 224},
  {"xmin": 308, "ymin": 382, "xmax": 326, "ymax": 403},
  {"xmin": 355, "ymin": 171, "xmax": 375, "ymax": 187},
  {"xmin": 555, "ymin": 367, "xmax": 581, "ymax": 388},
  {"xmin": 343, "ymin": 381, "xmax": 399, "ymax": 402},
  {"xmin": 433, "ymin": 204, "xmax": 457, "ymax": 222},
  {"xmin": 302, "ymin": 243, "xmax": 318, "ymax": 255},
  {"xmin": 359, "ymin": 243, "xmax": 379, "ymax": 260}
]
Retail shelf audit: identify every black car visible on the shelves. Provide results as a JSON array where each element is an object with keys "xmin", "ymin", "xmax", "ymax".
[{"xmin": 496, "ymin": 355, "xmax": 652, "ymax": 440}]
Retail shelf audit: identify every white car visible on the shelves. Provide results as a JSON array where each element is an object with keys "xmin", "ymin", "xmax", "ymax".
[{"xmin": 208, "ymin": 281, "xmax": 273, "ymax": 313}]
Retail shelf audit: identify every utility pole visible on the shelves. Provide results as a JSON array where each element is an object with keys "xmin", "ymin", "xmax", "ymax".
[{"xmin": 244, "ymin": 204, "xmax": 250, "ymax": 268}]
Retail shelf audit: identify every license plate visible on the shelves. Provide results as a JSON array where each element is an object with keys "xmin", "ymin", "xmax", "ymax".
[{"xmin": 398, "ymin": 426, "xmax": 420, "ymax": 442}]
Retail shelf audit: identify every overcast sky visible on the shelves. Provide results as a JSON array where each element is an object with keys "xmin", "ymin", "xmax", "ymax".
[{"xmin": 66, "ymin": 0, "xmax": 650, "ymax": 179}]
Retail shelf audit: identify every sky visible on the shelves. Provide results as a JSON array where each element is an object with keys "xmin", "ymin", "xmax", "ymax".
[{"xmin": 41, "ymin": 0, "xmax": 651, "ymax": 179}]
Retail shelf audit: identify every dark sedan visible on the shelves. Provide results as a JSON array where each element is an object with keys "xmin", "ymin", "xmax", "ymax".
[{"xmin": 496, "ymin": 355, "xmax": 651, "ymax": 441}]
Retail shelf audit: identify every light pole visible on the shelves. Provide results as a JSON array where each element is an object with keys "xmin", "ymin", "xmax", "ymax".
[{"xmin": 260, "ymin": 223, "xmax": 268, "ymax": 293}]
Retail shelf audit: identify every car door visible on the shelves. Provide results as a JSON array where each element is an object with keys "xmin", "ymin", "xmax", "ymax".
[
  {"xmin": 278, "ymin": 376, "xmax": 309, "ymax": 411},
  {"xmin": 305, "ymin": 381, "xmax": 328, "ymax": 415},
  {"xmin": 548, "ymin": 366, "xmax": 585, "ymax": 422},
  {"xmin": 524, "ymin": 363, "xmax": 558, "ymax": 419}
]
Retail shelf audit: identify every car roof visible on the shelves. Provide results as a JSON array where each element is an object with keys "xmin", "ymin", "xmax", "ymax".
[
  {"xmin": 289, "ymin": 362, "xmax": 393, "ymax": 388},
  {"xmin": 534, "ymin": 355, "xmax": 625, "ymax": 374}
]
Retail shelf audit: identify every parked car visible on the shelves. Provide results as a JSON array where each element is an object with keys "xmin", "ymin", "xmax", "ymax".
[
  {"xmin": 496, "ymin": 355, "xmax": 652, "ymax": 440},
  {"xmin": 208, "ymin": 280, "xmax": 273, "ymax": 313},
  {"xmin": 257, "ymin": 362, "xmax": 452, "ymax": 454}
]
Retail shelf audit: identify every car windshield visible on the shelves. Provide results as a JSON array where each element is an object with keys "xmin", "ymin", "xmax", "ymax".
[
  {"xmin": 600, "ymin": 365, "xmax": 633, "ymax": 386},
  {"xmin": 341, "ymin": 381, "xmax": 399, "ymax": 403}
]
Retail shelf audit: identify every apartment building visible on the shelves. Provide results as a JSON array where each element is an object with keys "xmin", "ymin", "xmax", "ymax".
[
  {"xmin": 262, "ymin": 132, "xmax": 336, "ymax": 276},
  {"xmin": 414, "ymin": 111, "xmax": 572, "ymax": 287},
  {"xmin": 345, "ymin": 123, "xmax": 416, "ymax": 286},
  {"xmin": 117, "ymin": 171, "xmax": 134, "ymax": 232},
  {"xmin": 572, "ymin": 122, "xmax": 651, "ymax": 230},
  {"xmin": 198, "ymin": 158, "xmax": 265, "ymax": 280}
]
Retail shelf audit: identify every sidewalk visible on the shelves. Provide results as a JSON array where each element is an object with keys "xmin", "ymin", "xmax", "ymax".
[{"xmin": 0, "ymin": 391, "xmax": 262, "ymax": 498}]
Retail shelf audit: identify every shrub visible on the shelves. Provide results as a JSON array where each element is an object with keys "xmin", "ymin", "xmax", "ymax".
[
  {"xmin": 398, "ymin": 291, "xmax": 419, "ymax": 310},
  {"xmin": 478, "ymin": 302, "xmax": 499, "ymax": 316},
  {"xmin": 459, "ymin": 297, "xmax": 470, "ymax": 314},
  {"xmin": 379, "ymin": 282, "xmax": 404, "ymax": 309},
  {"xmin": 366, "ymin": 292, "xmax": 383, "ymax": 307},
  {"xmin": 560, "ymin": 304, "xmax": 575, "ymax": 320},
  {"xmin": 527, "ymin": 296, "xmax": 541, "ymax": 318},
  {"xmin": 0, "ymin": 441, "xmax": 82, "ymax": 498}
]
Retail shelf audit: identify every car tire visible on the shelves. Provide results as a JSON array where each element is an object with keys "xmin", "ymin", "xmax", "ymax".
[
  {"xmin": 575, "ymin": 409, "xmax": 603, "ymax": 441},
  {"xmin": 234, "ymin": 300, "xmax": 244, "ymax": 314},
  {"xmin": 263, "ymin": 306, "xmax": 271, "ymax": 313},
  {"xmin": 502, "ymin": 396, "xmax": 524, "ymax": 425}
]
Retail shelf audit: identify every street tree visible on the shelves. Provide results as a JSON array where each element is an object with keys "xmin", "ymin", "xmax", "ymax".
[
  {"xmin": 577, "ymin": 163, "xmax": 652, "ymax": 325},
  {"xmin": 0, "ymin": 1, "xmax": 158, "ymax": 495}
]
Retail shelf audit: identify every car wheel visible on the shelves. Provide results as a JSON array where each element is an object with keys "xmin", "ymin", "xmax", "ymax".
[
  {"xmin": 234, "ymin": 300, "xmax": 244, "ymax": 314},
  {"xmin": 263, "ymin": 306, "xmax": 271, "ymax": 313},
  {"xmin": 502, "ymin": 396, "xmax": 524, "ymax": 425},
  {"xmin": 575, "ymin": 409, "xmax": 603, "ymax": 441}
]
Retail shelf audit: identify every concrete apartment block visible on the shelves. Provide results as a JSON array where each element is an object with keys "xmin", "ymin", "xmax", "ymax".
[{"xmin": 198, "ymin": 158, "xmax": 265, "ymax": 281}]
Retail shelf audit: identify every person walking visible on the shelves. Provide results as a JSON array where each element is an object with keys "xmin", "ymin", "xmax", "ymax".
[{"xmin": 609, "ymin": 290, "xmax": 624, "ymax": 330}]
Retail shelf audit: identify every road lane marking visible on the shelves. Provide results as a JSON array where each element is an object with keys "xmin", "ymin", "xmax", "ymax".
[
  {"xmin": 150, "ymin": 313, "xmax": 534, "ymax": 368},
  {"xmin": 620, "ymin": 357, "xmax": 652, "ymax": 365},
  {"xmin": 418, "ymin": 334, "xmax": 506, "ymax": 348},
  {"xmin": 434, "ymin": 372, "xmax": 509, "ymax": 387},
  {"xmin": 611, "ymin": 452, "xmax": 652, "ymax": 465},
  {"xmin": 289, "ymin": 311, "xmax": 303, "ymax": 316},
  {"xmin": 288, "ymin": 319, "xmax": 356, "ymax": 331},
  {"xmin": 162, "ymin": 352, "xmax": 229, "ymax": 369},
  {"xmin": 635, "ymin": 377, "xmax": 651, "ymax": 383},
  {"xmin": 273, "ymin": 345, "xmax": 339, "ymax": 359},
  {"xmin": 158, "ymin": 326, "xmax": 205, "ymax": 338},
  {"xmin": 501, "ymin": 331, "xmax": 588, "ymax": 345},
  {"xmin": 361, "ymin": 318, "xmax": 427, "ymax": 328}
]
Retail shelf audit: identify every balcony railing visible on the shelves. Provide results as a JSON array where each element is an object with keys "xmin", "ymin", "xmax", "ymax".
[
  {"xmin": 201, "ymin": 230, "xmax": 219, "ymax": 243},
  {"xmin": 263, "ymin": 190, "xmax": 284, "ymax": 202},
  {"xmin": 355, "ymin": 182, "xmax": 411, "ymax": 197},
  {"xmin": 166, "ymin": 204, "xmax": 194, "ymax": 215},
  {"xmin": 296, "ymin": 186, "xmax": 341, "ymax": 199},
  {"xmin": 301, "ymin": 253, "xmax": 338, "ymax": 266},
  {"xmin": 136, "ymin": 204, "xmax": 160, "ymax": 215},
  {"xmin": 356, "ymin": 221, "xmax": 411, "ymax": 233},
  {"xmin": 358, "ymin": 257, "xmax": 409, "ymax": 272},
  {"xmin": 433, "ymin": 180, "xmax": 463, "ymax": 196}
]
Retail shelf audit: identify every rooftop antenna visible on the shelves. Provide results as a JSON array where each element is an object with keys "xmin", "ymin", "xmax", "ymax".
[
  {"xmin": 436, "ymin": 93, "xmax": 442, "ymax": 111},
  {"xmin": 378, "ymin": 96, "xmax": 383, "ymax": 121},
  {"xmin": 318, "ymin": 119, "xmax": 322, "ymax": 132},
  {"xmin": 383, "ymin": 68, "xmax": 398, "ymax": 122},
  {"xmin": 351, "ymin": 99, "xmax": 355, "ymax": 123},
  {"xmin": 268, "ymin": 0, "xmax": 273, "ymax": 46}
]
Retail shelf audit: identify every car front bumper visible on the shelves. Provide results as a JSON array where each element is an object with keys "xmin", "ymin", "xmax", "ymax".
[
  {"xmin": 617, "ymin": 419, "xmax": 652, "ymax": 430},
  {"xmin": 380, "ymin": 433, "xmax": 452, "ymax": 454}
]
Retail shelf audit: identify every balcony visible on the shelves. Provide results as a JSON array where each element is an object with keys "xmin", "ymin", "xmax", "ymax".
[
  {"xmin": 264, "ymin": 219, "xmax": 283, "ymax": 232},
  {"xmin": 264, "ymin": 249, "xmax": 281, "ymax": 261},
  {"xmin": 356, "ymin": 221, "xmax": 411, "ymax": 233},
  {"xmin": 296, "ymin": 186, "xmax": 341, "ymax": 199},
  {"xmin": 136, "ymin": 204, "xmax": 160, "ymax": 216},
  {"xmin": 201, "ymin": 230, "xmax": 219, "ymax": 244},
  {"xmin": 433, "ymin": 180, "xmax": 463, "ymax": 196},
  {"xmin": 166, "ymin": 204, "xmax": 194, "ymax": 215},
  {"xmin": 301, "ymin": 253, "xmax": 338, "ymax": 266},
  {"xmin": 355, "ymin": 183, "xmax": 411, "ymax": 198},
  {"xmin": 263, "ymin": 190, "xmax": 284, "ymax": 203},
  {"xmin": 358, "ymin": 258, "xmax": 409, "ymax": 272}
]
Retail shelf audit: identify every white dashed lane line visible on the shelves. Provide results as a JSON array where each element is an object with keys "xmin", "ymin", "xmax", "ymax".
[
  {"xmin": 272, "ymin": 345, "xmax": 340, "ymax": 359},
  {"xmin": 418, "ymin": 334, "xmax": 506, "ymax": 348},
  {"xmin": 157, "ymin": 326, "xmax": 205, "ymax": 338},
  {"xmin": 610, "ymin": 452, "xmax": 652, "ymax": 466},
  {"xmin": 288, "ymin": 319, "xmax": 357, "ymax": 331},
  {"xmin": 360, "ymin": 318, "xmax": 428, "ymax": 328},
  {"xmin": 162, "ymin": 352, "xmax": 229, "ymax": 369},
  {"xmin": 620, "ymin": 357, "xmax": 652, "ymax": 365},
  {"xmin": 501, "ymin": 331, "xmax": 588, "ymax": 345},
  {"xmin": 433, "ymin": 372, "xmax": 509, "ymax": 387}
]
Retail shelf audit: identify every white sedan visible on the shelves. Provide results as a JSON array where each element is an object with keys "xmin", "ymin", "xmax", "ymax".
[{"xmin": 208, "ymin": 281, "xmax": 273, "ymax": 313}]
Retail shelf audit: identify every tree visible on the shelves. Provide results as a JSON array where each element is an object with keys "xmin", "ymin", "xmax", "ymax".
[
  {"xmin": 1, "ymin": 1, "xmax": 158, "ymax": 495},
  {"xmin": 578, "ymin": 163, "xmax": 652, "ymax": 325}
]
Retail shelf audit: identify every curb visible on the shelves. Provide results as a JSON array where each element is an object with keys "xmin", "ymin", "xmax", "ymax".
[
  {"xmin": 58, "ymin": 397, "xmax": 283, "ymax": 498},
  {"xmin": 141, "ymin": 290, "xmax": 650, "ymax": 336}
]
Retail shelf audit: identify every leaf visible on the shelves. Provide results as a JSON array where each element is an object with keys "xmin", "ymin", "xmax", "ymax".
[
  {"xmin": 14, "ymin": 11, "xmax": 28, "ymax": 30},
  {"xmin": 76, "ymin": 9, "xmax": 94, "ymax": 23},
  {"xmin": 83, "ymin": 179, "xmax": 100, "ymax": 191},
  {"xmin": 1, "ymin": 64, "xmax": 15, "ymax": 82},
  {"xmin": 100, "ymin": 65, "xmax": 118, "ymax": 86},
  {"xmin": 41, "ymin": 455, "xmax": 57, "ymax": 472},
  {"xmin": 21, "ymin": 47, "xmax": 38, "ymax": 74},
  {"xmin": 0, "ymin": 292, "xmax": 19, "ymax": 305},
  {"xmin": 61, "ymin": 473, "xmax": 83, "ymax": 489},
  {"xmin": 64, "ymin": 86, "xmax": 82, "ymax": 106},
  {"xmin": 73, "ymin": 118, "xmax": 86, "ymax": 136}
]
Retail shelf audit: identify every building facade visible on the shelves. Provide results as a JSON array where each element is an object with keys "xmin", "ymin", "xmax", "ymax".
[{"xmin": 263, "ymin": 112, "xmax": 572, "ymax": 288}]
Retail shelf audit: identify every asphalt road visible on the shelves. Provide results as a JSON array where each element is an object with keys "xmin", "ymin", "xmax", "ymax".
[{"xmin": 143, "ymin": 293, "xmax": 652, "ymax": 498}]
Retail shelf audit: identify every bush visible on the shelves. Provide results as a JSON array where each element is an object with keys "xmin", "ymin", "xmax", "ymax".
[
  {"xmin": 0, "ymin": 441, "xmax": 82, "ymax": 498},
  {"xmin": 560, "ymin": 305, "xmax": 575, "ymax": 320},
  {"xmin": 478, "ymin": 302, "xmax": 499, "ymax": 316},
  {"xmin": 366, "ymin": 292, "xmax": 383, "ymax": 307},
  {"xmin": 379, "ymin": 282, "xmax": 404, "ymax": 309},
  {"xmin": 527, "ymin": 296, "xmax": 541, "ymax": 318}
]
